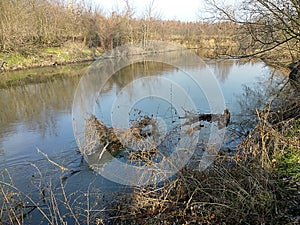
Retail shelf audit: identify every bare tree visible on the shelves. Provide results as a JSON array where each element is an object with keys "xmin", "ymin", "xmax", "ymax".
[
  {"xmin": 141, "ymin": 0, "xmax": 162, "ymax": 44},
  {"xmin": 205, "ymin": 0, "xmax": 300, "ymax": 64}
]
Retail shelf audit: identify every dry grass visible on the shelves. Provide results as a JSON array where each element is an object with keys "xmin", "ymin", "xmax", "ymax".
[
  {"xmin": 1, "ymin": 82, "xmax": 299, "ymax": 225},
  {"xmin": 110, "ymin": 127, "xmax": 299, "ymax": 224},
  {"xmin": 108, "ymin": 83, "xmax": 300, "ymax": 224},
  {"xmin": 110, "ymin": 159, "xmax": 277, "ymax": 224},
  {"xmin": 0, "ymin": 163, "xmax": 110, "ymax": 225}
]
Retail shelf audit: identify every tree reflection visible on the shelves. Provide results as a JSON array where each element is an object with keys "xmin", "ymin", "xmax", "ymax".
[
  {"xmin": 0, "ymin": 74, "xmax": 82, "ymax": 140},
  {"xmin": 206, "ymin": 60, "xmax": 235, "ymax": 83}
]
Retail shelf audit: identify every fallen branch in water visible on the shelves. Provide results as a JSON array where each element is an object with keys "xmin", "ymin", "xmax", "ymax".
[
  {"xmin": 179, "ymin": 109, "xmax": 231, "ymax": 129},
  {"xmin": 36, "ymin": 148, "xmax": 68, "ymax": 171},
  {"xmin": 81, "ymin": 108, "xmax": 231, "ymax": 165}
]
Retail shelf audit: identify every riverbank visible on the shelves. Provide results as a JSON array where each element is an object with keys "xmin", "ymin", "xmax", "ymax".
[
  {"xmin": 106, "ymin": 66, "xmax": 299, "ymax": 224},
  {"xmin": 0, "ymin": 48, "xmax": 298, "ymax": 224},
  {"xmin": 0, "ymin": 41, "xmax": 100, "ymax": 72},
  {"xmin": 0, "ymin": 61, "xmax": 91, "ymax": 89},
  {"xmin": 111, "ymin": 118, "xmax": 300, "ymax": 224},
  {"xmin": 0, "ymin": 42, "xmax": 236, "ymax": 89},
  {"xmin": 0, "ymin": 36, "xmax": 241, "ymax": 72},
  {"xmin": 0, "ymin": 41, "xmax": 100, "ymax": 88}
]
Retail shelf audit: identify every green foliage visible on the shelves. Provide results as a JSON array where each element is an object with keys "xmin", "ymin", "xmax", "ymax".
[
  {"xmin": 44, "ymin": 47, "xmax": 69, "ymax": 60},
  {"xmin": 276, "ymin": 148, "xmax": 300, "ymax": 180},
  {"xmin": 273, "ymin": 119, "xmax": 300, "ymax": 182},
  {"xmin": 275, "ymin": 119, "xmax": 300, "ymax": 181}
]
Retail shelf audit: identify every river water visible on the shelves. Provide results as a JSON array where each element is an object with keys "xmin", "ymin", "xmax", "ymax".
[{"xmin": 0, "ymin": 58, "xmax": 282, "ymax": 223}]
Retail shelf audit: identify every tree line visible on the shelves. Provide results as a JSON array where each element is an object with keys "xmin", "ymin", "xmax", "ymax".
[
  {"xmin": 1, "ymin": 0, "xmax": 298, "ymax": 66},
  {"xmin": 0, "ymin": 0, "xmax": 236, "ymax": 54}
]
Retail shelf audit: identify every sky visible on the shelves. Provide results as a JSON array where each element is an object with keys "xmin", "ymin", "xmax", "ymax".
[{"xmin": 94, "ymin": 0, "xmax": 204, "ymax": 22}]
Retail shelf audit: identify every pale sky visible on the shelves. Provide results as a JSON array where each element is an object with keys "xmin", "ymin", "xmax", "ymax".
[{"xmin": 94, "ymin": 0, "xmax": 204, "ymax": 21}]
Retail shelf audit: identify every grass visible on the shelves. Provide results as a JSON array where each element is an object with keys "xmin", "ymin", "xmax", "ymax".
[
  {"xmin": 0, "ymin": 41, "xmax": 101, "ymax": 72},
  {"xmin": 44, "ymin": 47, "xmax": 70, "ymax": 60},
  {"xmin": 275, "ymin": 147, "xmax": 300, "ymax": 180},
  {"xmin": 274, "ymin": 119, "xmax": 300, "ymax": 181},
  {"xmin": 111, "ymin": 160, "xmax": 277, "ymax": 224},
  {"xmin": 285, "ymin": 119, "xmax": 300, "ymax": 138},
  {"xmin": 1, "ymin": 52, "xmax": 36, "ymax": 70},
  {"xmin": 109, "ymin": 120, "xmax": 299, "ymax": 224}
]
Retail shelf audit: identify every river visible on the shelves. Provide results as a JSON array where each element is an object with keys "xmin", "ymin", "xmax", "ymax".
[{"xmin": 0, "ymin": 57, "xmax": 283, "ymax": 224}]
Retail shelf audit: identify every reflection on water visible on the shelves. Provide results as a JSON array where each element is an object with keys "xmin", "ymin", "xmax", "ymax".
[
  {"xmin": 0, "ymin": 78, "xmax": 78, "ymax": 134},
  {"xmin": 0, "ymin": 57, "xmax": 281, "ymax": 224},
  {"xmin": 95, "ymin": 61, "xmax": 209, "ymax": 126},
  {"xmin": 0, "ymin": 59, "xmax": 274, "ymax": 169},
  {"xmin": 206, "ymin": 60, "xmax": 235, "ymax": 83},
  {"xmin": 0, "ymin": 69, "xmax": 84, "ymax": 167}
]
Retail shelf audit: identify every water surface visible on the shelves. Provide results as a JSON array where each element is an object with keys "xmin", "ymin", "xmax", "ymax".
[{"xmin": 0, "ymin": 58, "xmax": 280, "ymax": 223}]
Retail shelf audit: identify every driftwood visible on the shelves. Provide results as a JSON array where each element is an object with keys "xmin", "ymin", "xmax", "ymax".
[
  {"xmin": 84, "ymin": 115, "xmax": 124, "ymax": 156},
  {"xmin": 179, "ymin": 109, "xmax": 231, "ymax": 129},
  {"xmin": 83, "ymin": 109, "xmax": 231, "ymax": 161},
  {"xmin": 130, "ymin": 116, "xmax": 160, "ymax": 138}
]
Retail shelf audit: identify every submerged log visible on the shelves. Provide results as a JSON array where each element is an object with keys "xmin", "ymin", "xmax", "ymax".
[
  {"xmin": 84, "ymin": 115, "xmax": 124, "ymax": 156},
  {"xmin": 179, "ymin": 109, "xmax": 231, "ymax": 129},
  {"xmin": 83, "ymin": 109, "xmax": 231, "ymax": 162},
  {"xmin": 130, "ymin": 116, "xmax": 160, "ymax": 138}
]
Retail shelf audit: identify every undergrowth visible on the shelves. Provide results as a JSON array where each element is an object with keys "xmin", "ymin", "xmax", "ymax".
[
  {"xmin": 0, "ymin": 77, "xmax": 299, "ymax": 225},
  {"xmin": 109, "ymin": 82, "xmax": 300, "ymax": 224}
]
